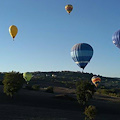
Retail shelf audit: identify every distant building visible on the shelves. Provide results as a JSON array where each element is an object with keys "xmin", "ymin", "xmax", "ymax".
[
  {"xmin": 46, "ymin": 74, "xmax": 51, "ymax": 77},
  {"xmin": 52, "ymin": 74, "xmax": 57, "ymax": 77}
]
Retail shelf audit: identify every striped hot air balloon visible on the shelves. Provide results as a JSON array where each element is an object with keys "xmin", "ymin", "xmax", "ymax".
[
  {"xmin": 65, "ymin": 4, "xmax": 73, "ymax": 14},
  {"xmin": 71, "ymin": 43, "xmax": 93, "ymax": 70},
  {"xmin": 91, "ymin": 76, "xmax": 101, "ymax": 87},
  {"xmin": 112, "ymin": 29, "xmax": 120, "ymax": 49}
]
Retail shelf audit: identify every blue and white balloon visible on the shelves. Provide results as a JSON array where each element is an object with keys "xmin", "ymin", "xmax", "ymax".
[
  {"xmin": 112, "ymin": 29, "xmax": 120, "ymax": 49},
  {"xmin": 71, "ymin": 43, "xmax": 93, "ymax": 70}
]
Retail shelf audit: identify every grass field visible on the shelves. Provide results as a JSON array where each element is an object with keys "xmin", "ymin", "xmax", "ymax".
[{"xmin": 0, "ymin": 85, "xmax": 120, "ymax": 120}]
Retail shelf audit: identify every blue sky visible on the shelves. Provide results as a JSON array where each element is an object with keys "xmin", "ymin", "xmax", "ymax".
[{"xmin": 1, "ymin": 0, "xmax": 120, "ymax": 77}]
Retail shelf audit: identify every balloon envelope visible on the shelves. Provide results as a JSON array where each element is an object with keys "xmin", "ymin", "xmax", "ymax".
[
  {"xmin": 23, "ymin": 72, "xmax": 33, "ymax": 82},
  {"xmin": 65, "ymin": 4, "xmax": 73, "ymax": 14},
  {"xmin": 71, "ymin": 43, "xmax": 93, "ymax": 70},
  {"xmin": 9, "ymin": 25, "xmax": 18, "ymax": 40},
  {"xmin": 91, "ymin": 76, "xmax": 101, "ymax": 87},
  {"xmin": 112, "ymin": 29, "xmax": 120, "ymax": 49}
]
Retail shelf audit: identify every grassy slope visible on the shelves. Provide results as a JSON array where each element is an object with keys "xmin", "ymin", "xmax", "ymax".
[{"xmin": 0, "ymin": 85, "xmax": 120, "ymax": 120}]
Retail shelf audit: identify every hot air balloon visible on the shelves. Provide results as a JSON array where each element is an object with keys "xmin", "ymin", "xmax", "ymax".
[
  {"xmin": 91, "ymin": 76, "xmax": 101, "ymax": 87},
  {"xmin": 23, "ymin": 72, "xmax": 33, "ymax": 84},
  {"xmin": 112, "ymin": 29, "xmax": 120, "ymax": 49},
  {"xmin": 71, "ymin": 43, "xmax": 93, "ymax": 71},
  {"xmin": 65, "ymin": 4, "xmax": 73, "ymax": 14},
  {"xmin": 9, "ymin": 25, "xmax": 18, "ymax": 40}
]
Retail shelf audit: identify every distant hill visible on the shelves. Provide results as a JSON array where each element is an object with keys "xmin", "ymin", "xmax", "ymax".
[
  {"xmin": 0, "ymin": 71, "xmax": 120, "ymax": 88},
  {"xmin": 31, "ymin": 71, "xmax": 120, "ymax": 88}
]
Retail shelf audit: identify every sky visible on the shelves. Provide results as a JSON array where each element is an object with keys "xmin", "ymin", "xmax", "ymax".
[{"xmin": 1, "ymin": 0, "xmax": 120, "ymax": 78}]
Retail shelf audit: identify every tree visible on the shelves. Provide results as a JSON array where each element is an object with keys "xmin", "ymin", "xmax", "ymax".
[
  {"xmin": 2, "ymin": 71, "xmax": 24, "ymax": 97},
  {"xmin": 76, "ymin": 80, "xmax": 95, "ymax": 106},
  {"xmin": 84, "ymin": 105, "xmax": 97, "ymax": 120}
]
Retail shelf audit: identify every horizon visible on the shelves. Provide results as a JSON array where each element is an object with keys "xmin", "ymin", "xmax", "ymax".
[{"xmin": 0, "ymin": 70, "xmax": 120, "ymax": 79}]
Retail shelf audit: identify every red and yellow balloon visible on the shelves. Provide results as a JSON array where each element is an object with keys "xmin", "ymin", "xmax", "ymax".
[
  {"xmin": 91, "ymin": 76, "xmax": 101, "ymax": 87},
  {"xmin": 65, "ymin": 4, "xmax": 73, "ymax": 14}
]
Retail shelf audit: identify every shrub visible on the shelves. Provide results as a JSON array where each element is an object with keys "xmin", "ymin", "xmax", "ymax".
[
  {"xmin": 96, "ymin": 89, "xmax": 109, "ymax": 94},
  {"xmin": 32, "ymin": 85, "xmax": 40, "ymax": 91},
  {"xmin": 46, "ymin": 86, "xmax": 54, "ymax": 93},
  {"xmin": 3, "ymin": 72, "xmax": 24, "ymax": 97},
  {"xmin": 84, "ymin": 105, "xmax": 97, "ymax": 120},
  {"xmin": 108, "ymin": 93, "xmax": 117, "ymax": 97},
  {"xmin": 96, "ymin": 88, "xmax": 120, "ymax": 97}
]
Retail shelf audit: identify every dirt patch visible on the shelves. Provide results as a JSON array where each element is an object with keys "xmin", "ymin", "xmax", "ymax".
[
  {"xmin": 93, "ymin": 93, "xmax": 120, "ymax": 102},
  {"xmin": 53, "ymin": 87, "xmax": 75, "ymax": 94}
]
